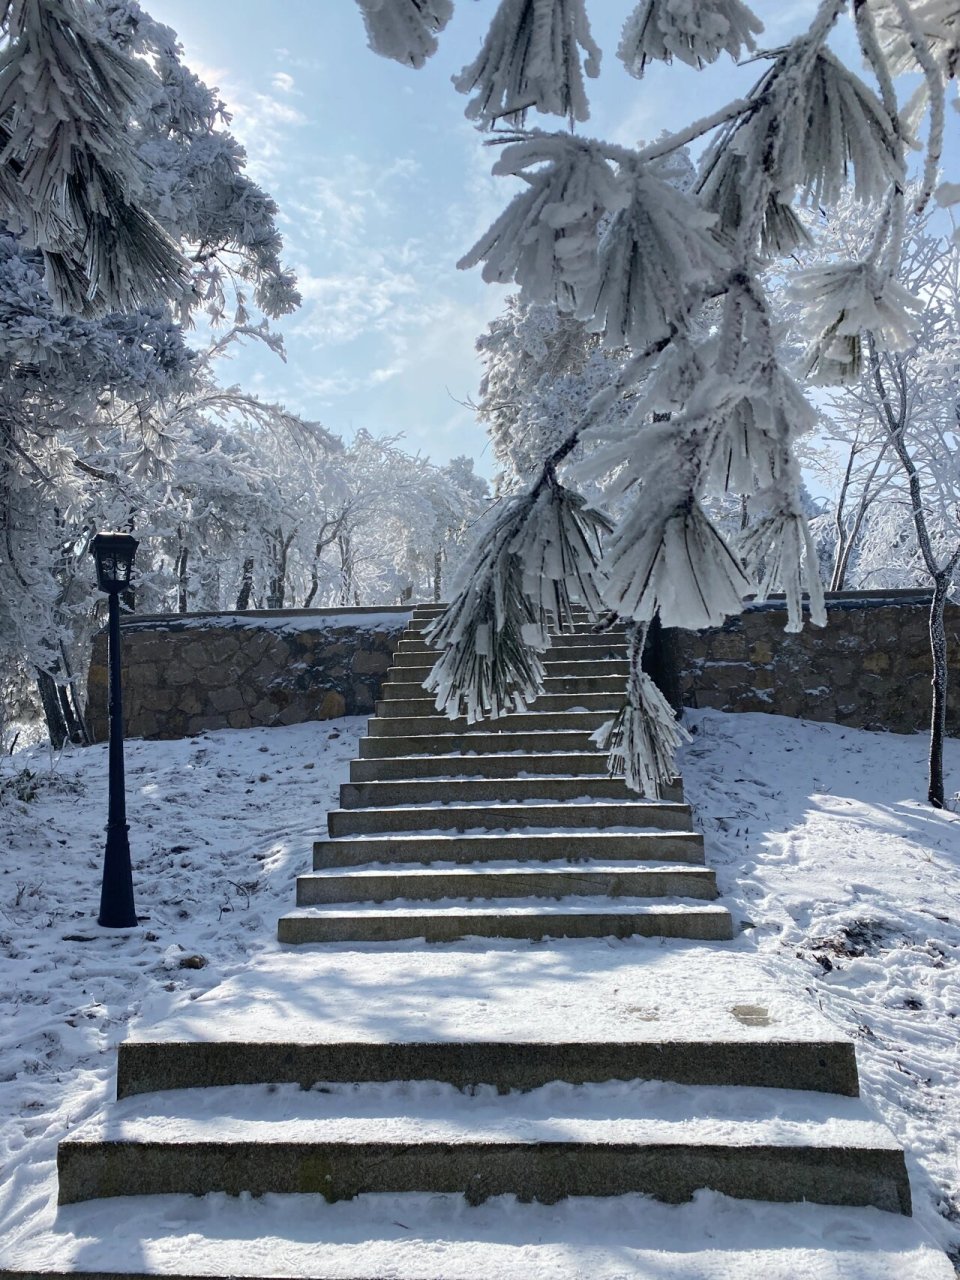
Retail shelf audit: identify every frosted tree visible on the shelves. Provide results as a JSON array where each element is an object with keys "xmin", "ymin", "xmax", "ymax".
[
  {"xmin": 0, "ymin": 0, "xmax": 302, "ymax": 743},
  {"xmin": 475, "ymin": 295, "xmax": 631, "ymax": 494},
  {"xmin": 780, "ymin": 196, "xmax": 960, "ymax": 807},
  {"xmin": 358, "ymin": 0, "xmax": 955, "ymax": 796}
]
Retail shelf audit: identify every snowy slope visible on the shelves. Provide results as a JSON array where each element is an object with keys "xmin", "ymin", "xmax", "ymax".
[{"xmin": 0, "ymin": 709, "xmax": 957, "ymax": 1274}]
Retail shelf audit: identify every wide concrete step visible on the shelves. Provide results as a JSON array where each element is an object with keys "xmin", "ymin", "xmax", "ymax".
[
  {"xmin": 406, "ymin": 618, "xmax": 627, "ymax": 640},
  {"xmin": 313, "ymin": 830, "xmax": 707, "ymax": 868},
  {"xmin": 295, "ymin": 864, "xmax": 719, "ymax": 905},
  {"xmin": 277, "ymin": 901, "xmax": 733, "ymax": 943},
  {"xmin": 338, "ymin": 776, "xmax": 676, "ymax": 809},
  {"xmin": 328, "ymin": 799, "xmax": 693, "ymax": 836},
  {"xmin": 377, "ymin": 691, "xmax": 623, "ymax": 717},
  {"xmin": 114, "ymin": 947, "xmax": 863, "ymax": 1099},
  {"xmin": 383, "ymin": 673, "xmax": 629, "ymax": 699},
  {"xmin": 10, "ymin": 1198, "xmax": 952, "ymax": 1280},
  {"xmin": 357, "ymin": 729, "xmax": 607, "ymax": 757},
  {"xmin": 366, "ymin": 711, "xmax": 615, "ymax": 737},
  {"xmin": 348, "ymin": 752, "xmax": 638, "ymax": 781},
  {"xmin": 397, "ymin": 633, "xmax": 628, "ymax": 655},
  {"xmin": 392, "ymin": 649, "xmax": 629, "ymax": 669},
  {"xmin": 113, "ymin": 1032, "xmax": 856, "ymax": 1099},
  {"xmin": 57, "ymin": 1080, "xmax": 909, "ymax": 1213}
]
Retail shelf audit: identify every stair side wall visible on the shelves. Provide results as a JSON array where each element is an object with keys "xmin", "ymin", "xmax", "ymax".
[
  {"xmin": 85, "ymin": 592, "xmax": 958, "ymax": 742},
  {"xmin": 677, "ymin": 592, "xmax": 959, "ymax": 734},
  {"xmin": 85, "ymin": 610, "xmax": 410, "ymax": 742}
]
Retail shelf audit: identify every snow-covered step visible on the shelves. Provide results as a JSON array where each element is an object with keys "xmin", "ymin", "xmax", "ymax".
[
  {"xmin": 277, "ymin": 900, "xmax": 733, "ymax": 944},
  {"xmin": 312, "ymin": 830, "xmax": 707, "ymax": 868},
  {"xmin": 396, "ymin": 634, "xmax": 632, "ymax": 655},
  {"xmin": 327, "ymin": 799, "xmax": 693, "ymax": 837},
  {"xmin": 113, "ymin": 948, "xmax": 862, "ymax": 1099},
  {"xmin": 382, "ymin": 672, "xmax": 629, "ymax": 697},
  {"xmin": 366, "ymin": 710, "xmax": 613, "ymax": 736},
  {"xmin": 391, "ymin": 650, "xmax": 629, "ymax": 671},
  {"xmin": 377, "ymin": 691, "xmax": 623, "ymax": 716},
  {"xmin": 55, "ymin": 1079, "xmax": 909, "ymax": 1213},
  {"xmin": 405, "ymin": 618, "xmax": 627, "ymax": 639},
  {"xmin": 338, "ymin": 776, "xmax": 675, "ymax": 809},
  {"xmin": 349, "ymin": 751, "xmax": 631, "ymax": 781},
  {"xmin": 356, "ymin": 728, "xmax": 608, "ymax": 757},
  {"xmin": 4, "ymin": 1191, "xmax": 950, "ymax": 1280},
  {"xmin": 295, "ymin": 863, "xmax": 719, "ymax": 906}
]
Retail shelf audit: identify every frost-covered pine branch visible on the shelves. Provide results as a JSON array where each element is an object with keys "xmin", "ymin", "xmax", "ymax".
[
  {"xmin": 359, "ymin": 0, "xmax": 954, "ymax": 791},
  {"xmin": 423, "ymin": 467, "xmax": 609, "ymax": 720},
  {"xmin": 453, "ymin": 0, "xmax": 600, "ymax": 127},
  {"xmin": 458, "ymin": 131, "xmax": 627, "ymax": 312},
  {"xmin": 355, "ymin": 0, "xmax": 453, "ymax": 70},
  {"xmin": 591, "ymin": 622, "xmax": 690, "ymax": 796},
  {"xmin": 0, "ymin": 0, "xmax": 190, "ymax": 313},
  {"xmin": 617, "ymin": 0, "xmax": 762, "ymax": 77}
]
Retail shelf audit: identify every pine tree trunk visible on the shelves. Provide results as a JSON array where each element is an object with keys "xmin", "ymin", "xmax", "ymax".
[
  {"xmin": 36, "ymin": 667, "xmax": 69, "ymax": 749},
  {"xmin": 57, "ymin": 643, "xmax": 89, "ymax": 745},
  {"xmin": 927, "ymin": 575, "xmax": 950, "ymax": 809},
  {"xmin": 176, "ymin": 544, "xmax": 189, "ymax": 613},
  {"xmin": 236, "ymin": 557, "xmax": 254, "ymax": 610},
  {"xmin": 338, "ymin": 534, "xmax": 353, "ymax": 606},
  {"xmin": 642, "ymin": 616, "xmax": 683, "ymax": 716},
  {"xmin": 433, "ymin": 548, "xmax": 442, "ymax": 602}
]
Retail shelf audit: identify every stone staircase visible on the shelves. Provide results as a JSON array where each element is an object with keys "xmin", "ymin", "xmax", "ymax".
[
  {"xmin": 2, "ymin": 604, "xmax": 946, "ymax": 1280},
  {"xmin": 278, "ymin": 602, "xmax": 733, "ymax": 946}
]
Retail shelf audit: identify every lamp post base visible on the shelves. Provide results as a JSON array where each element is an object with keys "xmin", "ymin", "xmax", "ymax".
[{"xmin": 98, "ymin": 821, "xmax": 138, "ymax": 928}]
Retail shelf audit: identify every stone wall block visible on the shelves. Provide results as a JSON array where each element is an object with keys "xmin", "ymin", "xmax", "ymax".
[
  {"xmin": 318, "ymin": 690, "xmax": 347, "ymax": 719},
  {"xmin": 209, "ymin": 686, "xmax": 246, "ymax": 714},
  {"xmin": 352, "ymin": 649, "xmax": 391, "ymax": 675},
  {"xmin": 706, "ymin": 632, "xmax": 748, "ymax": 661}
]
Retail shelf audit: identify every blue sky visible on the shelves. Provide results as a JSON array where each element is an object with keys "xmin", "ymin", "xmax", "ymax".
[{"xmin": 147, "ymin": 2, "xmax": 844, "ymax": 474}]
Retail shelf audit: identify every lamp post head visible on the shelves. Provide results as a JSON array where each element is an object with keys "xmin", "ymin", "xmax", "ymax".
[{"xmin": 91, "ymin": 531, "xmax": 139, "ymax": 595}]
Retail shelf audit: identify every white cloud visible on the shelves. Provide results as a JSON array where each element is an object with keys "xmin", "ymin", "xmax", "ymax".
[
  {"xmin": 179, "ymin": 59, "xmax": 308, "ymax": 187},
  {"xmin": 291, "ymin": 265, "xmax": 423, "ymax": 345}
]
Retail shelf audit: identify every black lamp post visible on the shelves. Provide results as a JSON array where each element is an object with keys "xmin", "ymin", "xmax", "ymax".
[{"xmin": 90, "ymin": 531, "xmax": 139, "ymax": 929}]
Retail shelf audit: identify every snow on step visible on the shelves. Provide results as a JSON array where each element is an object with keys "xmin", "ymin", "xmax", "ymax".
[
  {"xmin": 377, "ymin": 692, "xmax": 623, "ymax": 716},
  {"xmin": 382, "ymin": 674, "xmax": 628, "ymax": 697},
  {"xmin": 338, "ymin": 777, "xmax": 676, "ymax": 808},
  {"xmin": 348, "ymin": 751, "xmax": 643, "ymax": 781},
  {"xmin": 366, "ymin": 710, "xmax": 613, "ymax": 735},
  {"xmin": 59, "ymin": 1078, "xmax": 901, "ymax": 1149},
  {"xmin": 114, "ymin": 946, "xmax": 861, "ymax": 1097},
  {"xmin": 3, "ymin": 1193, "xmax": 952, "ymax": 1280},
  {"xmin": 357, "ymin": 729, "xmax": 613, "ymax": 757},
  {"xmin": 327, "ymin": 800, "xmax": 693, "ymax": 836},
  {"xmin": 312, "ymin": 830, "xmax": 707, "ymax": 868},
  {"xmin": 294, "ymin": 864, "xmax": 719, "ymax": 906},
  {"xmin": 277, "ymin": 900, "xmax": 734, "ymax": 944},
  {"xmin": 56, "ymin": 1079, "xmax": 909, "ymax": 1213}
]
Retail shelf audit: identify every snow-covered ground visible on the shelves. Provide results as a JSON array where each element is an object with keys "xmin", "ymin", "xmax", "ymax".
[{"xmin": 0, "ymin": 709, "xmax": 958, "ymax": 1275}]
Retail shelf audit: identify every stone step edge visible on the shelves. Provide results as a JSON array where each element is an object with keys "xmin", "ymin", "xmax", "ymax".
[
  {"xmin": 56, "ymin": 1133, "xmax": 911, "ymax": 1215},
  {"xmin": 294, "ymin": 867, "xmax": 719, "ymax": 906},
  {"xmin": 328, "ymin": 800, "xmax": 692, "ymax": 831},
  {"xmin": 313, "ymin": 832, "xmax": 706, "ymax": 869},
  {"xmin": 338, "ymin": 781, "xmax": 680, "ymax": 808},
  {"xmin": 276, "ymin": 904, "xmax": 735, "ymax": 945},
  {"xmin": 114, "ymin": 1037, "xmax": 861, "ymax": 1100}
]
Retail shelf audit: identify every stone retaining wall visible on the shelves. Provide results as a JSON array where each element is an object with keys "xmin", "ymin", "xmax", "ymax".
[
  {"xmin": 677, "ymin": 591, "xmax": 959, "ymax": 734},
  {"xmin": 86, "ymin": 608, "xmax": 411, "ymax": 742},
  {"xmin": 86, "ymin": 593, "xmax": 959, "ymax": 743}
]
